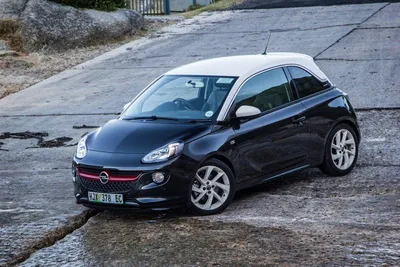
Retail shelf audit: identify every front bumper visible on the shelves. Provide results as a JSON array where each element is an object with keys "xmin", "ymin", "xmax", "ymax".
[{"xmin": 72, "ymin": 154, "xmax": 196, "ymax": 211}]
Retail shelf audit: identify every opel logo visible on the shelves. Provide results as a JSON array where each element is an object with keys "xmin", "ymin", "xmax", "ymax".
[{"xmin": 99, "ymin": 171, "xmax": 109, "ymax": 184}]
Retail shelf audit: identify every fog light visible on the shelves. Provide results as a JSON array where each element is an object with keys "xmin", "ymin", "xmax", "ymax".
[{"xmin": 152, "ymin": 172, "xmax": 165, "ymax": 184}]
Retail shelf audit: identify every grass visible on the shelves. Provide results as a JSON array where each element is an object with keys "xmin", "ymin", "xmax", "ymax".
[{"xmin": 183, "ymin": 0, "xmax": 244, "ymax": 18}]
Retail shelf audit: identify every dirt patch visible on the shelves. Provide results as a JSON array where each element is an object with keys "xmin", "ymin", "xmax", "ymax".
[
  {"xmin": 0, "ymin": 131, "xmax": 48, "ymax": 141},
  {"xmin": 72, "ymin": 124, "xmax": 99, "ymax": 129},
  {"xmin": 5, "ymin": 209, "xmax": 99, "ymax": 267},
  {"xmin": 0, "ymin": 131, "xmax": 73, "ymax": 148},
  {"xmin": 38, "ymin": 137, "xmax": 73, "ymax": 148}
]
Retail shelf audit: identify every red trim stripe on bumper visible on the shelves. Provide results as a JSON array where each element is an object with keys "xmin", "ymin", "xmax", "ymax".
[{"xmin": 78, "ymin": 169, "xmax": 140, "ymax": 182}]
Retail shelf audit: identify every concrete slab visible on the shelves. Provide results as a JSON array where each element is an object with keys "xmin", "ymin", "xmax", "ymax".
[
  {"xmin": 0, "ymin": 169, "xmax": 90, "ymax": 266},
  {"xmin": 233, "ymin": 0, "xmax": 393, "ymax": 10},
  {"xmin": 316, "ymin": 59, "xmax": 400, "ymax": 108},
  {"xmin": 94, "ymin": 26, "xmax": 355, "ymax": 70},
  {"xmin": 199, "ymin": 3, "xmax": 386, "ymax": 33},
  {"xmin": 0, "ymin": 146, "xmax": 75, "ymax": 171},
  {"xmin": 1, "ymin": 115, "xmax": 114, "ymax": 145},
  {"xmin": 19, "ymin": 166, "xmax": 400, "ymax": 266},
  {"xmin": 317, "ymin": 28, "xmax": 400, "ymax": 60},
  {"xmin": 2, "ymin": 27, "xmax": 394, "ymax": 117},
  {"xmin": 0, "ymin": 3, "xmax": 395, "ymax": 118},
  {"xmin": 0, "ymin": 68, "xmax": 168, "ymax": 116},
  {"xmin": 361, "ymin": 3, "xmax": 400, "ymax": 28},
  {"xmin": 0, "ymin": 115, "xmax": 115, "ymax": 170},
  {"xmin": 267, "ymin": 26, "xmax": 355, "ymax": 57},
  {"xmin": 0, "ymin": 115, "xmax": 113, "ymax": 265},
  {"xmin": 94, "ymin": 31, "xmax": 265, "ymax": 69},
  {"xmin": 357, "ymin": 110, "xmax": 400, "ymax": 167},
  {"xmin": 0, "ymin": 170, "xmax": 80, "ymax": 227}
]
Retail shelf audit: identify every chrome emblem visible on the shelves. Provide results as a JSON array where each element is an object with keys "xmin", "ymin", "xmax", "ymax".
[{"xmin": 99, "ymin": 171, "xmax": 109, "ymax": 184}]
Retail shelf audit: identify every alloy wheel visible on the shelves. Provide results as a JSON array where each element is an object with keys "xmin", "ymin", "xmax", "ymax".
[
  {"xmin": 331, "ymin": 129, "xmax": 356, "ymax": 170},
  {"xmin": 191, "ymin": 165, "xmax": 230, "ymax": 211}
]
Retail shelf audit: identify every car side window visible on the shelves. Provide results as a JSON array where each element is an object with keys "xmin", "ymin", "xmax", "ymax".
[
  {"xmin": 288, "ymin": 67, "xmax": 325, "ymax": 98},
  {"xmin": 234, "ymin": 68, "xmax": 293, "ymax": 112}
]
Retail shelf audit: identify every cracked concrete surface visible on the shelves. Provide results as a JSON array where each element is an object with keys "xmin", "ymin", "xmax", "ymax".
[{"xmin": 0, "ymin": 2, "xmax": 399, "ymax": 266}]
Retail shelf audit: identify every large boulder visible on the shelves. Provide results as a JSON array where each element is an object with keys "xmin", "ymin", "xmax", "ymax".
[
  {"xmin": 0, "ymin": 0, "xmax": 144, "ymax": 51},
  {"xmin": 0, "ymin": 0, "xmax": 29, "ymax": 19}
]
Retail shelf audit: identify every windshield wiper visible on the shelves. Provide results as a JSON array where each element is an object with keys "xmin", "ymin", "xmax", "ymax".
[
  {"xmin": 184, "ymin": 119, "xmax": 213, "ymax": 123},
  {"xmin": 123, "ymin": 116, "xmax": 179, "ymax": 121}
]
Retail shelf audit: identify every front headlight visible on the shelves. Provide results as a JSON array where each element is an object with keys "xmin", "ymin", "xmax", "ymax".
[
  {"xmin": 142, "ymin": 141, "xmax": 184, "ymax": 163},
  {"xmin": 76, "ymin": 136, "xmax": 87, "ymax": 159}
]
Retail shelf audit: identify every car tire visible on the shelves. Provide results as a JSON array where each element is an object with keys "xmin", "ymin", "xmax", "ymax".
[
  {"xmin": 320, "ymin": 123, "xmax": 359, "ymax": 176},
  {"xmin": 189, "ymin": 158, "xmax": 235, "ymax": 216}
]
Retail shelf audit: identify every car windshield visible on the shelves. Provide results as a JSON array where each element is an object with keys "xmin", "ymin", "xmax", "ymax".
[{"xmin": 121, "ymin": 75, "xmax": 238, "ymax": 121}]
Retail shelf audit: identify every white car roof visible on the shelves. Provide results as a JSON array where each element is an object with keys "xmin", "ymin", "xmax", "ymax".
[{"xmin": 165, "ymin": 53, "xmax": 328, "ymax": 81}]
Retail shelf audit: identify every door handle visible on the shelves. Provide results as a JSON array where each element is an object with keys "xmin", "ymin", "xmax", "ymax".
[{"xmin": 292, "ymin": 116, "xmax": 306, "ymax": 124}]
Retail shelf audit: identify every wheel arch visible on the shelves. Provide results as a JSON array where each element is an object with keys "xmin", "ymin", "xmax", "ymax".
[
  {"xmin": 319, "ymin": 118, "xmax": 359, "ymax": 176},
  {"xmin": 200, "ymin": 153, "xmax": 237, "ymax": 179},
  {"xmin": 319, "ymin": 117, "xmax": 360, "ymax": 166},
  {"xmin": 329, "ymin": 118, "xmax": 361, "ymax": 144}
]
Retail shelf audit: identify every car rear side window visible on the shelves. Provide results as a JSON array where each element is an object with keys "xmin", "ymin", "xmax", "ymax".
[
  {"xmin": 288, "ymin": 67, "xmax": 325, "ymax": 98},
  {"xmin": 234, "ymin": 68, "xmax": 293, "ymax": 112}
]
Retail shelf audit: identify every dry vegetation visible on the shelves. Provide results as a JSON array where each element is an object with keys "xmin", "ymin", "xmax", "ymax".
[
  {"xmin": 0, "ymin": 19, "xmax": 24, "ymax": 52},
  {"xmin": 183, "ymin": 0, "xmax": 244, "ymax": 18}
]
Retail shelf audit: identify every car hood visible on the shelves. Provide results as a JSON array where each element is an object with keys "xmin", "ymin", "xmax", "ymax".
[{"xmin": 86, "ymin": 119, "xmax": 213, "ymax": 154}]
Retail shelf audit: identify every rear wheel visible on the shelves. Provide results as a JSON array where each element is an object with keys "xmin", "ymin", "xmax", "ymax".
[
  {"xmin": 320, "ymin": 124, "xmax": 358, "ymax": 176},
  {"xmin": 189, "ymin": 159, "xmax": 235, "ymax": 215}
]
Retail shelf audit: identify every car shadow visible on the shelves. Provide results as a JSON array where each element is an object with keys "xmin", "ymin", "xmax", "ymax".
[
  {"xmin": 233, "ymin": 168, "xmax": 316, "ymax": 202},
  {"xmin": 103, "ymin": 168, "xmax": 325, "ymax": 220}
]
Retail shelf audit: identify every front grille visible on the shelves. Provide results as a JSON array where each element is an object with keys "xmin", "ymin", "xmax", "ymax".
[
  {"xmin": 79, "ymin": 166, "xmax": 140, "ymax": 177},
  {"xmin": 79, "ymin": 176, "xmax": 136, "ymax": 193}
]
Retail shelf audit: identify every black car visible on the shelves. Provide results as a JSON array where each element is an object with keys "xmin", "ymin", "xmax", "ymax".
[{"xmin": 72, "ymin": 53, "xmax": 360, "ymax": 215}]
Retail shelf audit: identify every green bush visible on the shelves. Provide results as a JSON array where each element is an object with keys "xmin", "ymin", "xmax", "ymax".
[{"xmin": 50, "ymin": 0, "xmax": 127, "ymax": 11}]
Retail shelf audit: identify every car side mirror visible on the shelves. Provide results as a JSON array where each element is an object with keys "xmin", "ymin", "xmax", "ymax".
[{"xmin": 235, "ymin": 105, "xmax": 261, "ymax": 118}]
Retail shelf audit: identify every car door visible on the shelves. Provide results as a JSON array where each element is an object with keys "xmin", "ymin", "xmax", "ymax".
[
  {"xmin": 231, "ymin": 68, "xmax": 310, "ymax": 182},
  {"xmin": 287, "ymin": 66, "xmax": 340, "ymax": 166}
]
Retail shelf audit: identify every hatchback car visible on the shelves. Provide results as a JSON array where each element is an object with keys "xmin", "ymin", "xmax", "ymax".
[{"xmin": 72, "ymin": 53, "xmax": 360, "ymax": 215}]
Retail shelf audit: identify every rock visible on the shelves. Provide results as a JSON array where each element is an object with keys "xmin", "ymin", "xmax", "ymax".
[
  {"xmin": 0, "ymin": 0, "xmax": 29, "ymax": 19},
  {"xmin": 0, "ymin": 40, "xmax": 18, "ymax": 57},
  {"xmin": 0, "ymin": 40, "xmax": 9, "ymax": 50},
  {"xmin": 0, "ymin": 0, "xmax": 144, "ymax": 51}
]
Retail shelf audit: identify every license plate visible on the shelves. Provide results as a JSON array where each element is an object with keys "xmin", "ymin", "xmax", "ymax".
[{"xmin": 88, "ymin": 192, "xmax": 123, "ymax": 205}]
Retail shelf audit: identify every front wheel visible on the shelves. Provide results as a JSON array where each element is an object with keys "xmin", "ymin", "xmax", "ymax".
[
  {"xmin": 320, "ymin": 124, "xmax": 359, "ymax": 176},
  {"xmin": 189, "ymin": 159, "xmax": 235, "ymax": 215}
]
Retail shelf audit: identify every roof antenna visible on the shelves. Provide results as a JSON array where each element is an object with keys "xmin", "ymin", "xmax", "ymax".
[{"xmin": 262, "ymin": 31, "xmax": 272, "ymax": 55}]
